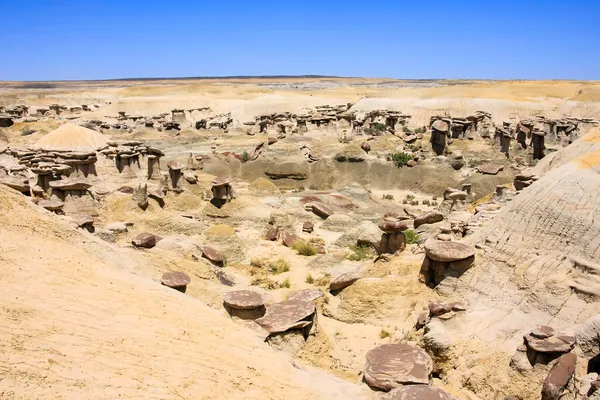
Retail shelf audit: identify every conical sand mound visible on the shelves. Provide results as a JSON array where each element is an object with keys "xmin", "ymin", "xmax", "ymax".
[{"xmin": 35, "ymin": 123, "xmax": 109, "ymax": 152}]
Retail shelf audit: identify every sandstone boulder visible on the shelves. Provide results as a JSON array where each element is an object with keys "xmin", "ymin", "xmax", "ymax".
[
  {"xmin": 414, "ymin": 211, "xmax": 444, "ymax": 229},
  {"xmin": 202, "ymin": 245, "xmax": 224, "ymax": 264},
  {"xmin": 132, "ymin": 232, "xmax": 160, "ymax": 249},
  {"xmin": 541, "ymin": 353, "xmax": 576, "ymax": 400},
  {"xmin": 255, "ymin": 299, "xmax": 316, "ymax": 334},
  {"xmin": 364, "ymin": 343, "xmax": 433, "ymax": 391},
  {"xmin": 288, "ymin": 289, "xmax": 323, "ymax": 303},
  {"xmin": 477, "ymin": 163, "xmax": 504, "ymax": 175}
]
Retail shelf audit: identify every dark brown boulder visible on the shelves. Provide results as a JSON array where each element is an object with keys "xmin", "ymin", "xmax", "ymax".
[
  {"xmin": 414, "ymin": 211, "xmax": 444, "ymax": 229},
  {"xmin": 312, "ymin": 202, "xmax": 333, "ymax": 219},
  {"xmin": 132, "ymin": 232, "xmax": 160, "ymax": 249},
  {"xmin": 384, "ymin": 385, "xmax": 457, "ymax": 400},
  {"xmin": 541, "ymin": 353, "xmax": 576, "ymax": 400},
  {"xmin": 167, "ymin": 160, "xmax": 184, "ymax": 171},
  {"xmin": 223, "ymin": 290, "xmax": 265, "ymax": 310},
  {"xmin": 364, "ymin": 343, "xmax": 433, "ymax": 391},
  {"xmin": 330, "ymin": 271, "xmax": 361, "ymax": 291},
  {"xmin": 282, "ymin": 232, "xmax": 299, "ymax": 247},
  {"xmin": 160, "ymin": 271, "xmax": 191, "ymax": 288},
  {"xmin": 265, "ymin": 226, "xmax": 279, "ymax": 241},
  {"xmin": 531, "ymin": 326, "xmax": 555, "ymax": 339},
  {"xmin": 255, "ymin": 299, "xmax": 316, "ymax": 333},
  {"xmin": 202, "ymin": 245, "xmax": 224, "ymax": 264}
]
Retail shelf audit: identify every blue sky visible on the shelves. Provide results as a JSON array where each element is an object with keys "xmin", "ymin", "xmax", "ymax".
[{"xmin": 1, "ymin": 0, "xmax": 598, "ymax": 80}]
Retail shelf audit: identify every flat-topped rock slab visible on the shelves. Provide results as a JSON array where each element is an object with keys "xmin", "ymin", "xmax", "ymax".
[
  {"xmin": 223, "ymin": 290, "xmax": 265, "ymax": 310},
  {"xmin": 424, "ymin": 240, "xmax": 476, "ymax": 262},
  {"xmin": 255, "ymin": 299, "xmax": 315, "ymax": 334},
  {"xmin": 364, "ymin": 343, "xmax": 433, "ymax": 391}
]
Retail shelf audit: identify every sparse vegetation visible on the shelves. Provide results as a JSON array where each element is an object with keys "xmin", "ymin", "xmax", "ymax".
[
  {"xmin": 405, "ymin": 194, "xmax": 415, "ymax": 201},
  {"xmin": 292, "ymin": 239, "xmax": 318, "ymax": 256},
  {"xmin": 279, "ymin": 278, "xmax": 291, "ymax": 289},
  {"xmin": 391, "ymin": 152, "xmax": 414, "ymax": 167},
  {"xmin": 241, "ymin": 150, "xmax": 250, "ymax": 163},
  {"xmin": 414, "ymin": 126, "xmax": 426, "ymax": 134},
  {"xmin": 250, "ymin": 277, "xmax": 277, "ymax": 290},
  {"xmin": 404, "ymin": 230, "xmax": 420, "ymax": 244},
  {"xmin": 269, "ymin": 258, "xmax": 290, "ymax": 274},
  {"xmin": 422, "ymin": 199, "xmax": 430, "ymax": 206},
  {"xmin": 20, "ymin": 127, "xmax": 36, "ymax": 136},
  {"xmin": 402, "ymin": 199, "xmax": 409, "ymax": 205},
  {"xmin": 373, "ymin": 123, "xmax": 387, "ymax": 132},
  {"xmin": 402, "ymin": 126, "xmax": 410, "ymax": 133},
  {"xmin": 348, "ymin": 245, "xmax": 375, "ymax": 261},
  {"xmin": 382, "ymin": 194, "xmax": 394, "ymax": 200},
  {"xmin": 305, "ymin": 273, "xmax": 315, "ymax": 284},
  {"xmin": 379, "ymin": 329, "xmax": 392, "ymax": 339},
  {"xmin": 314, "ymin": 274, "xmax": 331, "ymax": 287}
]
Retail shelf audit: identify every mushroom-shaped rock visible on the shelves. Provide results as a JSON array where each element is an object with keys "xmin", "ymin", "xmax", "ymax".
[
  {"xmin": 0, "ymin": 177, "xmax": 29, "ymax": 193},
  {"xmin": 288, "ymin": 289, "xmax": 324, "ymax": 303},
  {"xmin": 424, "ymin": 240, "xmax": 476, "ymax": 262},
  {"xmin": 447, "ymin": 191, "xmax": 468, "ymax": 201},
  {"xmin": 384, "ymin": 385, "xmax": 457, "ymax": 400},
  {"xmin": 524, "ymin": 334, "xmax": 575, "ymax": 354},
  {"xmin": 311, "ymin": 202, "xmax": 333, "ymax": 219},
  {"xmin": 39, "ymin": 199, "xmax": 64, "ymax": 212},
  {"xmin": 167, "ymin": 160, "xmax": 184, "ymax": 171},
  {"xmin": 364, "ymin": 343, "xmax": 433, "ymax": 391},
  {"xmin": 414, "ymin": 211, "xmax": 444, "ymax": 229},
  {"xmin": 255, "ymin": 299, "xmax": 316, "ymax": 334},
  {"xmin": 132, "ymin": 232, "xmax": 160, "ymax": 249},
  {"xmin": 160, "ymin": 271, "xmax": 191, "ymax": 289},
  {"xmin": 302, "ymin": 221, "xmax": 314, "ymax": 233},
  {"xmin": 330, "ymin": 271, "xmax": 361, "ymax": 291},
  {"xmin": 49, "ymin": 178, "xmax": 92, "ymax": 191},
  {"xmin": 379, "ymin": 218, "xmax": 409, "ymax": 233},
  {"xmin": 202, "ymin": 245, "xmax": 224, "ymax": 264},
  {"xmin": 223, "ymin": 290, "xmax": 265, "ymax": 310},
  {"xmin": 541, "ymin": 353, "xmax": 576, "ymax": 400},
  {"xmin": 476, "ymin": 163, "xmax": 504, "ymax": 175},
  {"xmin": 432, "ymin": 120, "xmax": 449, "ymax": 132}
]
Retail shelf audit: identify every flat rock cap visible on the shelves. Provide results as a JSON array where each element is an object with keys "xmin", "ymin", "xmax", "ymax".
[
  {"xmin": 223, "ymin": 290, "xmax": 265, "ymax": 310},
  {"xmin": 432, "ymin": 120, "xmax": 449, "ymax": 132},
  {"xmin": 424, "ymin": 240, "xmax": 476, "ymax": 262},
  {"xmin": 364, "ymin": 343, "xmax": 433, "ymax": 391},
  {"xmin": 255, "ymin": 299, "xmax": 316, "ymax": 333},
  {"xmin": 288, "ymin": 289, "xmax": 324, "ymax": 303},
  {"xmin": 161, "ymin": 271, "xmax": 191, "ymax": 288}
]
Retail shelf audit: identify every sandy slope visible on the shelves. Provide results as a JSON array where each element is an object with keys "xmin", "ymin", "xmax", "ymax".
[{"xmin": 0, "ymin": 185, "xmax": 368, "ymax": 400}]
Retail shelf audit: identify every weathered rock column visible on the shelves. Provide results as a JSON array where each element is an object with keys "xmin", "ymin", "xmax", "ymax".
[
  {"xmin": 532, "ymin": 130, "xmax": 546, "ymax": 160},
  {"xmin": 430, "ymin": 120, "xmax": 449, "ymax": 156},
  {"xmin": 420, "ymin": 240, "xmax": 476, "ymax": 287},
  {"xmin": 211, "ymin": 177, "xmax": 234, "ymax": 207},
  {"xmin": 147, "ymin": 155, "xmax": 161, "ymax": 180},
  {"xmin": 378, "ymin": 217, "xmax": 409, "ymax": 254},
  {"xmin": 167, "ymin": 161, "xmax": 184, "ymax": 190}
]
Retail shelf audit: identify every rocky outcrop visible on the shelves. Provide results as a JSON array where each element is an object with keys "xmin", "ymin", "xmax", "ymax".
[{"xmin": 420, "ymin": 240, "xmax": 476, "ymax": 286}]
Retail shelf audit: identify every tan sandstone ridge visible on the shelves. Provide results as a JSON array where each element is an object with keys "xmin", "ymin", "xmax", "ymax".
[{"xmin": 0, "ymin": 185, "xmax": 369, "ymax": 400}]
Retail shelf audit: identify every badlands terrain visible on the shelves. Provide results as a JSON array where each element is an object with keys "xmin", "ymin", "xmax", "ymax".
[{"xmin": 1, "ymin": 77, "xmax": 600, "ymax": 400}]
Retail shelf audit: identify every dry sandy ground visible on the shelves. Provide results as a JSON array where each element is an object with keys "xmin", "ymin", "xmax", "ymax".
[{"xmin": 0, "ymin": 185, "xmax": 371, "ymax": 400}]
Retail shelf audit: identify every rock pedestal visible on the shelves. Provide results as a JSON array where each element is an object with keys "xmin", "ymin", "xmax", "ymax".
[
  {"xmin": 167, "ymin": 161, "xmax": 184, "ymax": 190},
  {"xmin": 211, "ymin": 177, "xmax": 234, "ymax": 206},
  {"xmin": 420, "ymin": 240, "xmax": 476, "ymax": 286}
]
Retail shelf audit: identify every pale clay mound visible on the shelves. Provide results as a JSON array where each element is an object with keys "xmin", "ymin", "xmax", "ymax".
[
  {"xmin": 0, "ymin": 185, "xmax": 367, "ymax": 400},
  {"xmin": 34, "ymin": 122, "xmax": 109, "ymax": 151},
  {"xmin": 442, "ymin": 128, "xmax": 600, "ymax": 348}
]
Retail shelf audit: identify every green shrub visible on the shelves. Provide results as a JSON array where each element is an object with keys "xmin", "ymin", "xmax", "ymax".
[
  {"xmin": 404, "ymin": 230, "xmax": 420, "ymax": 244},
  {"xmin": 292, "ymin": 240, "xmax": 318, "ymax": 256},
  {"xmin": 379, "ymin": 329, "xmax": 392, "ymax": 339},
  {"xmin": 241, "ymin": 150, "xmax": 250, "ymax": 163},
  {"xmin": 402, "ymin": 126, "xmax": 410, "ymax": 133},
  {"xmin": 348, "ymin": 245, "xmax": 375, "ymax": 261},
  {"xmin": 391, "ymin": 152, "xmax": 413, "ymax": 167},
  {"xmin": 20, "ymin": 127, "xmax": 36, "ymax": 136},
  {"xmin": 373, "ymin": 122, "xmax": 387, "ymax": 132},
  {"xmin": 414, "ymin": 126, "xmax": 426, "ymax": 134},
  {"xmin": 269, "ymin": 258, "xmax": 290, "ymax": 274},
  {"xmin": 315, "ymin": 274, "xmax": 331, "ymax": 287}
]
